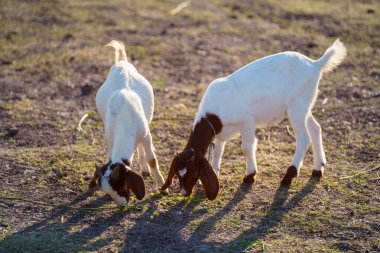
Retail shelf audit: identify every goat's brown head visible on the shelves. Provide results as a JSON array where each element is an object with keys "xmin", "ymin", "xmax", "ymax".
[
  {"xmin": 161, "ymin": 149, "xmax": 219, "ymax": 200},
  {"xmin": 90, "ymin": 161, "xmax": 145, "ymax": 205}
]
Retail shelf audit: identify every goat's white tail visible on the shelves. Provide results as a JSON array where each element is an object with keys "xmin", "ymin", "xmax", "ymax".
[
  {"xmin": 104, "ymin": 40, "xmax": 128, "ymax": 63},
  {"xmin": 315, "ymin": 39, "xmax": 347, "ymax": 73}
]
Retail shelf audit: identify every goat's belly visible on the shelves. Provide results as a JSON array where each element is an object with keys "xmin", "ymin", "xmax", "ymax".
[
  {"xmin": 255, "ymin": 110, "xmax": 286, "ymax": 128},
  {"xmin": 217, "ymin": 125, "xmax": 240, "ymax": 141}
]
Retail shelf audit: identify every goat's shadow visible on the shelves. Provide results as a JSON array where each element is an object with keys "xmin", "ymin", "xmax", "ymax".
[
  {"xmin": 0, "ymin": 189, "xmax": 133, "ymax": 252},
  {"xmin": 121, "ymin": 178, "xmax": 318, "ymax": 252},
  {"xmin": 1, "ymin": 178, "xmax": 319, "ymax": 252},
  {"xmin": 121, "ymin": 184, "xmax": 252, "ymax": 253},
  {"xmin": 222, "ymin": 177, "xmax": 319, "ymax": 252}
]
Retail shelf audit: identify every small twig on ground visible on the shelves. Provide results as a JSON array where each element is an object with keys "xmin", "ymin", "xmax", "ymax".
[
  {"xmin": 339, "ymin": 166, "xmax": 380, "ymax": 180},
  {"xmin": 170, "ymin": 1, "xmax": 190, "ymax": 15},
  {"xmin": 286, "ymin": 125, "xmax": 295, "ymax": 139},
  {"xmin": 77, "ymin": 113, "xmax": 89, "ymax": 132}
]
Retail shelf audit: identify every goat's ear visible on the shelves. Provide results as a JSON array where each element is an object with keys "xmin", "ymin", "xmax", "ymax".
[
  {"xmin": 124, "ymin": 170, "xmax": 145, "ymax": 200},
  {"xmin": 95, "ymin": 163, "xmax": 103, "ymax": 177},
  {"xmin": 198, "ymin": 157, "xmax": 219, "ymax": 200},
  {"xmin": 89, "ymin": 165, "xmax": 99, "ymax": 188},
  {"xmin": 161, "ymin": 158, "xmax": 177, "ymax": 191}
]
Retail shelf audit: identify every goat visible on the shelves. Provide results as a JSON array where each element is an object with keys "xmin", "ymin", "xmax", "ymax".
[
  {"xmin": 161, "ymin": 39, "xmax": 347, "ymax": 200},
  {"xmin": 89, "ymin": 40, "xmax": 165, "ymax": 205}
]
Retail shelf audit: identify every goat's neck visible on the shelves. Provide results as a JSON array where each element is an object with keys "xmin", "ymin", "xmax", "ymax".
[{"xmin": 185, "ymin": 114, "xmax": 222, "ymax": 156}]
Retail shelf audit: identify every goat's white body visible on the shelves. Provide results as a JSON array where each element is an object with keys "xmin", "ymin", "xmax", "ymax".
[
  {"xmin": 96, "ymin": 61, "xmax": 153, "ymax": 163},
  {"xmin": 196, "ymin": 52, "xmax": 318, "ymax": 135},
  {"xmin": 194, "ymin": 39, "xmax": 346, "ymax": 178},
  {"xmin": 96, "ymin": 43, "xmax": 164, "ymax": 194},
  {"xmin": 96, "ymin": 61, "xmax": 154, "ymax": 127}
]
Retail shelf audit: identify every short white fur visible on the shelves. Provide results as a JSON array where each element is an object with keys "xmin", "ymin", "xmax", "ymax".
[{"xmin": 194, "ymin": 39, "xmax": 347, "ymax": 179}]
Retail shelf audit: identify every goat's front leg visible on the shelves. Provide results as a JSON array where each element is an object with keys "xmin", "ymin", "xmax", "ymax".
[
  {"xmin": 241, "ymin": 125, "xmax": 258, "ymax": 184},
  {"xmin": 137, "ymin": 143, "xmax": 151, "ymax": 178},
  {"xmin": 105, "ymin": 123, "xmax": 114, "ymax": 164},
  {"xmin": 281, "ymin": 109, "xmax": 311, "ymax": 187},
  {"xmin": 212, "ymin": 138, "xmax": 226, "ymax": 177},
  {"xmin": 141, "ymin": 132, "xmax": 165, "ymax": 190},
  {"xmin": 307, "ymin": 114, "xmax": 326, "ymax": 178}
]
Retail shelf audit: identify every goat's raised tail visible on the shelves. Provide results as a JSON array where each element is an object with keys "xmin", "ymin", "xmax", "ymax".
[
  {"xmin": 104, "ymin": 40, "xmax": 128, "ymax": 63},
  {"xmin": 315, "ymin": 39, "xmax": 347, "ymax": 73}
]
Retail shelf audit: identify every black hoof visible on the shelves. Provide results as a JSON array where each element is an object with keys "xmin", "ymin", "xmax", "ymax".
[
  {"xmin": 280, "ymin": 166, "xmax": 298, "ymax": 187},
  {"xmin": 160, "ymin": 188, "xmax": 169, "ymax": 195},
  {"xmin": 88, "ymin": 180, "xmax": 97, "ymax": 189},
  {"xmin": 243, "ymin": 173, "xmax": 257, "ymax": 184},
  {"xmin": 311, "ymin": 170, "xmax": 323, "ymax": 178}
]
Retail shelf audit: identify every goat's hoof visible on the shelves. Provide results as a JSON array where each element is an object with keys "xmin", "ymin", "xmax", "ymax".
[
  {"xmin": 160, "ymin": 188, "xmax": 169, "ymax": 195},
  {"xmin": 141, "ymin": 171, "xmax": 150, "ymax": 178},
  {"xmin": 280, "ymin": 166, "xmax": 298, "ymax": 187},
  {"xmin": 311, "ymin": 170, "xmax": 323, "ymax": 178},
  {"xmin": 243, "ymin": 173, "xmax": 257, "ymax": 184}
]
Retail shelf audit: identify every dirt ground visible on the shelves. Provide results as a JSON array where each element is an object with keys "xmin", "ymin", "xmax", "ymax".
[{"xmin": 0, "ymin": 0, "xmax": 379, "ymax": 252}]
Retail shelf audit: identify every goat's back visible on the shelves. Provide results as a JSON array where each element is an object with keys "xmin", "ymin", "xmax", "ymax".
[{"xmin": 96, "ymin": 61, "xmax": 154, "ymax": 123}]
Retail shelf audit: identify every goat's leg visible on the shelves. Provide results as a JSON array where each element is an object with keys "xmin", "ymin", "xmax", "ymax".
[
  {"xmin": 212, "ymin": 138, "xmax": 226, "ymax": 177},
  {"xmin": 281, "ymin": 109, "xmax": 311, "ymax": 186},
  {"xmin": 137, "ymin": 143, "xmax": 151, "ymax": 178},
  {"xmin": 241, "ymin": 125, "xmax": 258, "ymax": 184},
  {"xmin": 307, "ymin": 114, "xmax": 326, "ymax": 178},
  {"xmin": 142, "ymin": 132, "xmax": 165, "ymax": 189}
]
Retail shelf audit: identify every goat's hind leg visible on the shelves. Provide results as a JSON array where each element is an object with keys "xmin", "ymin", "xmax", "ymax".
[
  {"xmin": 281, "ymin": 108, "xmax": 311, "ymax": 187},
  {"xmin": 137, "ymin": 144, "xmax": 151, "ymax": 178},
  {"xmin": 307, "ymin": 114, "xmax": 326, "ymax": 179},
  {"xmin": 141, "ymin": 132, "xmax": 165, "ymax": 190}
]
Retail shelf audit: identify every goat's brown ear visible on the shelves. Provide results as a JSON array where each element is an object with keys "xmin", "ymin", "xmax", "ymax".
[
  {"xmin": 198, "ymin": 157, "xmax": 219, "ymax": 200},
  {"xmin": 124, "ymin": 170, "xmax": 145, "ymax": 200},
  {"xmin": 89, "ymin": 165, "xmax": 100, "ymax": 188},
  {"xmin": 95, "ymin": 163, "xmax": 103, "ymax": 177},
  {"xmin": 161, "ymin": 158, "xmax": 177, "ymax": 191}
]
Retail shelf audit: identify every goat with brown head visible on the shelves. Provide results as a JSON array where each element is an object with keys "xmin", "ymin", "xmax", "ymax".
[
  {"xmin": 161, "ymin": 114, "xmax": 222, "ymax": 200},
  {"xmin": 89, "ymin": 160, "xmax": 145, "ymax": 205},
  {"xmin": 90, "ymin": 40, "xmax": 166, "ymax": 204}
]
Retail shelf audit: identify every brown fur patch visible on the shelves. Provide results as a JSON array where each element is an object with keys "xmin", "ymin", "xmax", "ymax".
[
  {"xmin": 311, "ymin": 170, "xmax": 323, "ymax": 178},
  {"xmin": 88, "ymin": 173, "xmax": 98, "ymax": 188},
  {"xmin": 148, "ymin": 158, "xmax": 157, "ymax": 168},
  {"xmin": 280, "ymin": 166, "xmax": 298, "ymax": 187},
  {"xmin": 109, "ymin": 163, "xmax": 130, "ymax": 200},
  {"xmin": 185, "ymin": 113, "xmax": 223, "ymax": 155},
  {"xmin": 243, "ymin": 172, "xmax": 257, "ymax": 184}
]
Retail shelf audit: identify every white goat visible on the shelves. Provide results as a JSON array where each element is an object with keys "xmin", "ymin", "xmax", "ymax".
[
  {"xmin": 89, "ymin": 40, "xmax": 165, "ymax": 205},
  {"xmin": 161, "ymin": 39, "xmax": 347, "ymax": 199}
]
